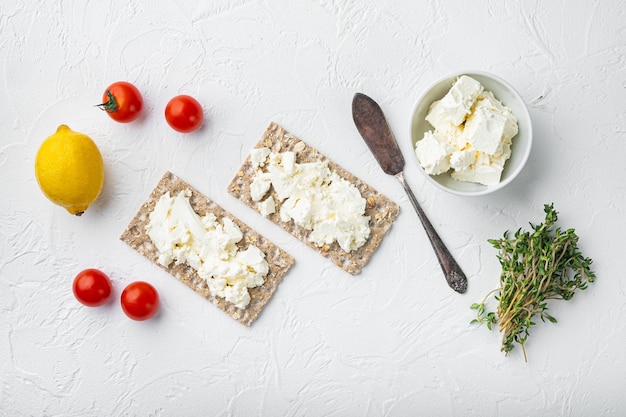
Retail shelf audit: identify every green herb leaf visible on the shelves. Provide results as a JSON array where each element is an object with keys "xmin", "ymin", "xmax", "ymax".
[{"xmin": 470, "ymin": 204, "xmax": 595, "ymax": 362}]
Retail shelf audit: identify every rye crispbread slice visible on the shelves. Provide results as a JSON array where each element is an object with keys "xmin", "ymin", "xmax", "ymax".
[
  {"xmin": 120, "ymin": 171, "xmax": 294, "ymax": 327},
  {"xmin": 228, "ymin": 122, "xmax": 400, "ymax": 275}
]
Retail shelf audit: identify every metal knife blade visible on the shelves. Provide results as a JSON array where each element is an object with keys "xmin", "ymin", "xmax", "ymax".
[{"xmin": 352, "ymin": 93, "xmax": 405, "ymax": 176}]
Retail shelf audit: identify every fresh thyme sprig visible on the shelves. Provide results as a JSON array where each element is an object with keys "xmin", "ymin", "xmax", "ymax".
[{"xmin": 471, "ymin": 203, "xmax": 595, "ymax": 362}]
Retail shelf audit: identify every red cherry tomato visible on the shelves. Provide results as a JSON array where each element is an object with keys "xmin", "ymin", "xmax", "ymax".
[
  {"xmin": 120, "ymin": 281, "xmax": 159, "ymax": 321},
  {"xmin": 98, "ymin": 81, "xmax": 143, "ymax": 123},
  {"xmin": 72, "ymin": 268, "xmax": 113, "ymax": 307},
  {"xmin": 164, "ymin": 95, "xmax": 203, "ymax": 133}
]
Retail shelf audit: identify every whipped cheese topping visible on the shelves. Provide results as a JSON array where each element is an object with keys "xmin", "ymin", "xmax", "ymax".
[
  {"xmin": 250, "ymin": 146, "xmax": 371, "ymax": 252},
  {"xmin": 415, "ymin": 75, "xmax": 518, "ymax": 186},
  {"xmin": 146, "ymin": 191, "xmax": 269, "ymax": 309}
]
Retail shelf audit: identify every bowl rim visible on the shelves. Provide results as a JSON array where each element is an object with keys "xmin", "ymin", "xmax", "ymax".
[{"xmin": 409, "ymin": 70, "xmax": 533, "ymax": 197}]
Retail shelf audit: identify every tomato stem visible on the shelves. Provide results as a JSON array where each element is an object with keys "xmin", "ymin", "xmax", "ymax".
[{"xmin": 96, "ymin": 90, "xmax": 118, "ymax": 113}]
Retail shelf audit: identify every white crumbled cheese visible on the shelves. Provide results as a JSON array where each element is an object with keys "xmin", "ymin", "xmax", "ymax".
[
  {"xmin": 250, "ymin": 147, "xmax": 371, "ymax": 252},
  {"xmin": 250, "ymin": 172, "xmax": 272, "ymax": 201},
  {"xmin": 414, "ymin": 131, "xmax": 453, "ymax": 175},
  {"xmin": 450, "ymin": 149, "xmax": 477, "ymax": 172},
  {"xmin": 491, "ymin": 139, "xmax": 512, "ymax": 167},
  {"xmin": 258, "ymin": 196, "xmax": 276, "ymax": 216},
  {"xmin": 146, "ymin": 191, "xmax": 269, "ymax": 309},
  {"xmin": 426, "ymin": 75, "xmax": 484, "ymax": 132},
  {"xmin": 478, "ymin": 92, "xmax": 519, "ymax": 141},
  {"xmin": 415, "ymin": 75, "xmax": 518, "ymax": 186},
  {"xmin": 462, "ymin": 100, "xmax": 508, "ymax": 154},
  {"xmin": 250, "ymin": 147, "xmax": 271, "ymax": 169}
]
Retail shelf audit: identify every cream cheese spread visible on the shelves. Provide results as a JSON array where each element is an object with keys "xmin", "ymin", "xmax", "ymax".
[
  {"xmin": 146, "ymin": 191, "xmax": 269, "ymax": 309},
  {"xmin": 415, "ymin": 75, "xmax": 518, "ymax": 186},
  {"xmin": 250, "ymin": 147, "xmax": 371, "ymax": 252}
]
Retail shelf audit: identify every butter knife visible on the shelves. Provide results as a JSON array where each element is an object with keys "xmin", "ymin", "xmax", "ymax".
[{"xmin": 352, "ymin": 92, "xmax": 467, "ymax": 293}]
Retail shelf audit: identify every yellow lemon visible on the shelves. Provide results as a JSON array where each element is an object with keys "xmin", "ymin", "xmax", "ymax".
[{"xmin": 35, "ymin": 125, "xmax": 105, "ymax": 215}]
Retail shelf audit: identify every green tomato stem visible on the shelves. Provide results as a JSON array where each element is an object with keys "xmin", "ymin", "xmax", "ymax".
[{"xmin": 95, "ymin": 90, "xmax": 118, "ymax": 113}]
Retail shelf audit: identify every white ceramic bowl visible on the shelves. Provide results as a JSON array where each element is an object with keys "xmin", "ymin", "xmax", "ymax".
[{"xmin": 409, "ymin": 70, "xmax": 532, "ymax": 196}]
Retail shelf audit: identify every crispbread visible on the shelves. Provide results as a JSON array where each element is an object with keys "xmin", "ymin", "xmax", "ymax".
[
  {"xmin": 228, "ymin": 122, "xmax": 400, "ymax": 275},
  {"xmin": 120, "ymin": 171, "xmax": 294, "ymax": 327}
]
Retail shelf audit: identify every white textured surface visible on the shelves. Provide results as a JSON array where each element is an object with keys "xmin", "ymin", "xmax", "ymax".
[{"xmin": 2, "ymin": 1, "xmax": 625, "ymax": 415}]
